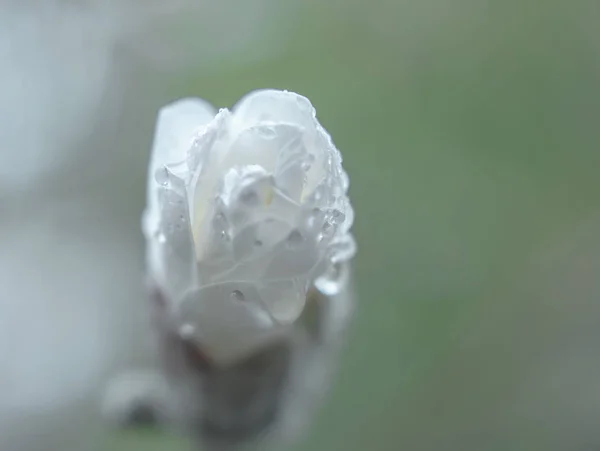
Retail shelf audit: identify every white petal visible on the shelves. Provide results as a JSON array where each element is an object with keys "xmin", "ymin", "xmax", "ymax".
[
  {"xmin": 263, "ymin": 233, "xmax": 321, "ymax": 280},
  {"xmin": 144, "ymin": 98, "xmax": 216, "ymax": 239},
  {"xmin": 151, "ymin": 173, "xmax": 198, "ymax": 300},
  {"xmin": 232, "ymin": 218, "xmax": 292, "ymax": 262},
  {"xmin": 221, "ymin": 123, "xmax": 305, "ymax": 174},
  {"xmin": 232, "ymin": 89, "xmax": 315, "ymax": 131},
  {"xmin": 154, "ymin": 98, "xmax": 217, "ymax": 167},
  {"xmin": 186, "ymin": 109, "xmax": 232, "ymax": 249},
  {"xmin": 177, "ymin": 282, "xmax": 288, "ymax": 366},
  {"xmin": 230, "ymin": 90, "xmax": 345, "ymax": 206},
  {"xmin": 258, "ymin": 279, "xmax": 306, "ymax": 323}
]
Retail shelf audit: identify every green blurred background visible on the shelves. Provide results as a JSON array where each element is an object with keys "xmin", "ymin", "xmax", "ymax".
[{"xmin": 110, "ymin": 0, "xmax": 600, "ymax": 449}]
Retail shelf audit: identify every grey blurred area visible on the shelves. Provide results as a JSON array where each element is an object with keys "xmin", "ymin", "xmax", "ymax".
[{"xmin": 2, "ymin": 0, "xmax": 600, "ymax": 450}]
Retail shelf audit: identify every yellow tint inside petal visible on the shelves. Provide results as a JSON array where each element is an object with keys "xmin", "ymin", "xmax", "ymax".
[{"xmin": 265, "ymin": 187, "xmax": 274, "ymax": 206}]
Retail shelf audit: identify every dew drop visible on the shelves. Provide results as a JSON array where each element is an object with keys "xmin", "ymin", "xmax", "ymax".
[
  {"xmin": 295, "ymin": 96, "xmax": 312, "ymax": 114},
  {"xmin": 214, "ymin": 213, "xmax": 230, "ymax": 241},
  {"xmin": 341, "ymin": 171, "xmax": 350, "ymax": 191},
  {"xmin": 230, "ymin": 290, "xmax": 245, "ymax": 302},
  {"xmin": 320, "ymin": 221, "xmax": 334, "ymax": 242},
  {"xmin": 258, "ymin": 125, "xmax": 277, "ymax": 139},
  {"xmin": 286, "ymin": 229, "xmax": 304, "ymax": 249},
  {"xmin": 315, "ymin": 263, "xmax": 345, "ymax": 296},
  {"xmin": 240, "ymin": 188, "xmax": 259, "ymax": 206},
  {"xmin": 179, "ymin": 323, "xmax": 195, "ymax": 339},
  {"xmin": 154, "ymin": 167, "xmax": 170, "ymax": 186},
  {"xmin": 306, "ymin": 207, "xmax": 322, "ymax": 229},
  {"xmin": 331, "ymin": 209, "xmax": 345, "ymax": 225}
]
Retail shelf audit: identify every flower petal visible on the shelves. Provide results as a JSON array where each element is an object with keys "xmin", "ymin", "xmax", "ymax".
[
  {"xmin": 258, "ymin": 279, "xmax": 306, "ymax": 323},
  {"xmin": 148, "ymin": 171, "xmax": 198, "ymax": 301},
  {"xmin": 145, "ymin": 98, "xmax": 216, "ymax": 239},
  {"xmin": 177, "ymin": 282, "xmax": 288, "ymax": 365},
  {"xmin": 221, "ymin": 123, "xmax": 305, "ymax": 175},
  {"xmin": 232, "ymin": 89, "xmax": 314, "ymax": 132}
]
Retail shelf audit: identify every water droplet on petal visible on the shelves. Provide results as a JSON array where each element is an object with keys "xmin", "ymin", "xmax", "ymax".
[
  {"xmin": 179, "ymin": 323, "xmax": 195, "ymax": 339},
  {"xmin": 331, "ymin": 209, "xmax": 346, "ymax": 225},
  {"xmin": 154, "ymin": 167, "xmax": 170, "ymax": 186},
  {"xmin": 230, "ymin": 290, "xmax": 245, "ymax": 302},
  {"xmin": 240, "ymin": 188, "xmax": 259, "ymax": 206},
  {"xmin": 295, "ymin": 96, "xmax": 312, "ymax": 114},
  {"xmin": 315, "ymin": 263, "xmax": 345, "ymax": 296},
  {"xmin": 286, "ymin": 229, "xmax": 305, "ymax": 249},
  {"xmin": 258, "ymin": 126, "xmax": 277, "ymax": 139},
  {"xmin": 341, "ymin": 171, "xmax": 350, "ymax": 191},
  {"xmin": 213, "ymin": 213, "xmax": 230, "ymax": 241},
  {"xmin": 301, "ymin": 161, "xmax": 311, "ymax": 172},
  {"xmin": 306, "ymin": 207, "xmax": 323, "ymax": 230},
  {"xmin": 319, "ymin": 221, "xmax": 336, "ymax": 242},
  {"xmin": 157, "ymin": 233, "xmax": 166, "ymax": 244}
]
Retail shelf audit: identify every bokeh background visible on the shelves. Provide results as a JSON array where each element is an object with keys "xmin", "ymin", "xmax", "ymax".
[{"xmin": 2, "ymin": 0, "xmax": 600, "ymax": 450}]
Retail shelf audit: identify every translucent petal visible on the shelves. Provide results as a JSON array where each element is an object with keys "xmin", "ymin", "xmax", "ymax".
[
  {"xmin": 145, "ymin": 98, "xmax": 216, "ymax": 238},
  {"xmin": 232, "ymin": 89, "xmax": 314, "ymax": 132},
  {"xmin": 177, "ymin": 282, "xmax": 287, "ymax": 365},
  {"xmin": 263, "ymin": 232, "xmax": 321, "ymax": 280},
  {"xmin": 258, "ymin": 279, "xmax": 306, "ymax": 323},
  {"xmin": 221, "ymin": 123, "xmax": 304, "ymax": 174},
  {"xmin": 232, "ymin": 219, "xmax": 292, "ymax": 262},
  {"xmin": 149, "ymin": 171, "xmax": 197, "ymax": 300}
]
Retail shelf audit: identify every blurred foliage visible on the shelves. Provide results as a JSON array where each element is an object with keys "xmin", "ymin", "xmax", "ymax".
[{"xmin": 112, "ymin": 0, "xmax": 600, "ymax": 450}]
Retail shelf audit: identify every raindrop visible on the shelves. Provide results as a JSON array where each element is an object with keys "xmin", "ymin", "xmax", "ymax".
[
  {"xmin": 295, "ymin": 96, "xmax": 312, "ymax": 114},
  {"xmin": 240, "ymin": 188, "xmax": 259, "ymax": 206},
  {"xmin": 257, "ymin": 125, "xmax": 277, "ymax": 139},
  {"xmin": 306, "ymin": 207, "xmax": 322, "ymax": 229},
  {"xmin": 315, "ymin": 263, "xmax": 345, "ymax": 296},
  {"xmin": 179, "ymin": 323, "xmax": 195, "ymax": 339},
  {"xmin": 331, "ymin": 237, "xmax": 357, "ymax": 262},
  {"xmin": 341, "ymin": 171, "xmax": 350, "ymax": 191},
  {"xmin": 214, "ymin": 213, "xmax": 229, "ymax": 241},
  {"xmin": 320, "ymin": 221, "xmax": 334, "ymax": 242},
  {"xmin": 286, "ymin": 229, "xmax": 304, "ymax": 249},
  {"xmin": 154, "ymin": 167, "xmax": 170, "ymax": 186},
  {"xmin": 230, "ymin": 290, "xmax": 245, "ymax": 302},
  {"xmin": 331, "ymin": 209, "xmax": 345, "ymax": 225}
]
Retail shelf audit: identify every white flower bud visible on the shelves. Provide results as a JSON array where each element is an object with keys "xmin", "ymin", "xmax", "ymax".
[{"xmin": 143, "ymin": 90, "xmax": 356, "ymax": 366}]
